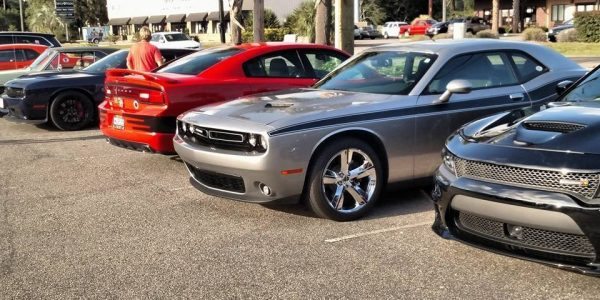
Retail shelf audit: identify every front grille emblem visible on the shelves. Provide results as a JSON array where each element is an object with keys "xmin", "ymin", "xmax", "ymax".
[
  {"xmin": 559, "ymin": 178, "xmax": 590, "ymax": 188},
  {"xmin": 505, "ymin": 224, "xmax": 524, "ymax": 240}
]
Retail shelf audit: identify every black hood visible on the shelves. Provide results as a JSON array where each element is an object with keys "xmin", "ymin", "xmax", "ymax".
[
  {"xmin": 460, "ymin": 102, "xmax": 600, "ymax": 155},
  {"xmin": 5, "ymin": 70, "xmax": 102, "ymax": 89}
]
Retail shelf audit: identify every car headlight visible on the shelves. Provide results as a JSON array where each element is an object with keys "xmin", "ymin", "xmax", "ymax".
[
  {"xmin": 442, "ymin": 149, "xmax": 456, "ymax": 174},
  {"xmin": 248, "ymin": 133, "xmax": 268, "ymax": 152}
]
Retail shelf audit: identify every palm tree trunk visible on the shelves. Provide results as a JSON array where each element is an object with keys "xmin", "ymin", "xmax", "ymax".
[
  {"xmin": 492, "ymin": 0, "xmax": 499, "ymax": 33},
  {"xmin": 253, "ymin": 0, "xmax": 265, "ymax": 42},
  {"xmin": 315, "ymin": 0, "xmax": 332, "ymax": 45},
  {"xmin": 230, "ymin": 0, "xmax": 244, "ymax": 45}
]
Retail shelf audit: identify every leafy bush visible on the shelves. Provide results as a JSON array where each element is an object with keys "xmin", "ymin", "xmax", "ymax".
[
  {"xmin": 107, "ymin": 34, "xmax": 119, "ymax": 44},
  {"xmin": 283, "ymin": 0, "xmax": 315, "ymax": 42},
  {"xmin": 243, "ymin": 28, "xmax": 288, "ymax": 42},
  {"xmin": 557, "ymin": 28, "xmax": 578, "ymax": 42},
  {"xmin": 522, "ymin": 27, "xmax": 547, "ymax": 41},
  {"xmin": 575, "ymin": 11, "xmax": 600, "ymax": 43},
  {"xmin": 476, "ymin": 29, "xmax": 499, "ymax": 39}
]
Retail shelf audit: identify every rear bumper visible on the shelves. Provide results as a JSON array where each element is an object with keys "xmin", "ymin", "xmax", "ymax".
[
  {"xmin": 98, "ymin": 101, "xmax": 176, "ymax": 154},
  {"xmin": 432, "ymin": 164, "xmax": 600, "ymax": 276}
]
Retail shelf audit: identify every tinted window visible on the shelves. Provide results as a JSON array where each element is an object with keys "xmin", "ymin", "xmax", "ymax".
[
  {"xmin": 158, "ymin": 48, "xmax": 243, "ymax": 75},
  {"xmin": 45, "ymin": 51, "xmax": 97, "ymax": 71},
  {"xmin": 563, "ymin": 68, "xmax": 600, "ymax": 102},
  {"xmin": 14, "ymin": 35, "xmax": 51, "ymax": 46},
  {"xmin": 151, "ymin": 35, "xmax": 161, "ymax": 42},
  {"xmin": 164, "ymin": 33, "xmax": 190, "ymax": 41},
  {"xmin": 0, "ymin": 50, "xmax": 15, "ymax": 62},
  {"xmin": 24, "ymin": 49, "xmax": 40, "ymax": 60},
  {"xmin": 14, "ymin": 49, "xmax": 25, "ymax": 61},
  {"xmin": 29, "ymin": 50, "xmax": 55, "ymax": 71},
  {"xmin": 84, "ymin": 50, "xmax": 129, "ymax": 73},
  {"xmin": 427, "ymin": 52, "xmax": 518, "ymax": 94},
  {"xmin": 0, "ymin": 36, "xmax": 14, "ymax": 44},
  {"xmin": 510, "ymin": 52, "xmax": 547, "ymax": 82},
  {"xmin": 315, "ymin": 51, "xmax": 437, "ymax": 95},
  {"xmin": 244, "ymin": 50, "xmax": 306, "ymax": 78},
  {"xmin": 301, "ymin": 50, "xmax": 346, "ymax": 79}
]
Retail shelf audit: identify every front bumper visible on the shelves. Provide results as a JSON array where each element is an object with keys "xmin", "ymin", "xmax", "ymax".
[
  {"xmin": 98, "ymin": 101, "xmax": 176, "ymax": 154},
  {"xmin": 174, "ymin": 134, "xmax": 306, "ymax": 203},
  {"xmin": 432, "ymin": 164, "xmax": 600, "ymax": 276},
  {"xmin": 0, "ymin": 93, "xmax": 47, "ymax": 123}
]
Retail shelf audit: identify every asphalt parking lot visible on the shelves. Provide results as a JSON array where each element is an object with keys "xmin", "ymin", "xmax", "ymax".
[{"xmin": 1, "ymin": 117, "xmax": 599, "ymax": 298}]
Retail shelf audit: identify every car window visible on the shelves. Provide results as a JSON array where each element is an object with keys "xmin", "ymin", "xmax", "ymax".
[
  {"xmin": 315, "ymin": 51, "xmax": 437, "ymax": 95},
  {"xmin": 158, "ymin": 47, "xmax": 243, "ymax": 75},
  {"xmin": 427, "ymin": 52, "xmax": 518, "ymax": 94},
  {"xmin": 24, "ymin": 49, "xmax": 40, "ymax": 60},
  {"xmin": 563, "ymin": 68, "xmax": 600, "ymax": 102},
  {"xmin": 45, "ymin": 51, "xmax": 97, "ymax": 71},
  {"xmin": 244, "ymin": 50, "xmax": 307, "ymax": 78},
  {"xmin": 151, "ymin": 35, "xmax": 161, "ymax": 42},
  {"xmin": 84, "ymin": 50, "xmax": 129, "ymax": 73},
  {"xmin": 0, "ymin": 49, "xmax": 15, "ymax": 62},
  {"xmin": 0, "ymin": 36, "xmax": 14, "ymax": 44},
  {"xmin": 164, "ymin": 34, "xmax": 189, "ymax": 41},
  {"xmin": 509, "ymin": 52, "xmax": 547, "ymax": 82},
  {"xmin": 301, "ymin": 50, "xmax": 346, "ymax": 79},
  {"xmin": 14, "ymin": 35, "xmax": 51, "ymax": 46},
  {"xmin": 14, "ymin": 49, "xmax": 26, "ymax": 61}
]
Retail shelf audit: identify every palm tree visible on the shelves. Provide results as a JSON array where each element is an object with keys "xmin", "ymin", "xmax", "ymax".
[
  {"xmin": 491, "ymin": 0, "xmax": 499, "ymax": 33},
  {"xmin": 253, "ymin": 0, "xmax": 265, "ymax": 42},
  {"xmin": 315, "ymin": 0, "xmax": 332, "ymax": 45},
  {"xmin": 512, "ymin": 0, "xmax": 520, "ymax": 33},
  {"xmin": 26, "ymin": 0, "xmax": 63, "ymax": 34},
  {"xmin": 230, "ymin": 0, "xmax": 244, "ymax": 45}
]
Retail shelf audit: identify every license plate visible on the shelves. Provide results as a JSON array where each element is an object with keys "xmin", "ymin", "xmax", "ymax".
[{"xmin": 112, "ymin": 115, "xmax": 124, "ymax": 129}]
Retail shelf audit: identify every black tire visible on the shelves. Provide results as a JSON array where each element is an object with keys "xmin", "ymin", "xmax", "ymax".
[
  {"xmin": 306, "ymin": 137, "xmax": 384, "ymax": 221},
  {"xmin": 49, "ymin": 91, "xmax": 94, "ymax": 131},
  {"xmin": 384, "ymin": 33, "xmax": 389, "ymax": 39}
]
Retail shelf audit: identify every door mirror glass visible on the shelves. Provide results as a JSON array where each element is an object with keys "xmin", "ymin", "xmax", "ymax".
[{"xmin": 556, "ymin": 80, "xmax": 573, "ymax": 95}]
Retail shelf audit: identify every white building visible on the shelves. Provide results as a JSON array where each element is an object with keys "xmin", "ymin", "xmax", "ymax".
[{"xmin": 106, "ymin": 0, "xmax": 305, "ymax": 40}]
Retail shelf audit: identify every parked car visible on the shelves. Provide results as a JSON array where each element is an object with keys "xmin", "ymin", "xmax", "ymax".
[
  {"xmin": 432, "ymin": 64, "xmax": 600, "ymax": 276},
  {"xmin": 0, "ymin": 47, "xmax": 118, "ymax": 93},
  {"xmin": 174, "ymin": 40, "xmax": 585, "ymax": 221},
  {"xmin": 359, "ymin": 26, "xmax": 383, "ymax": 39},
  {"xmin": 0, "ymin": 48, "xmax": 194, "ymax": 130},
  {"xmin": 99, "ymin": 43, "xmax": 350, "ymax": 154},
  {"xmin": 426, "ymin": 21, "xmax": 449, "ymax": 37},
  {"xmin": 548, "ymin": 19, "xmax": 574, "ymax": 42},
  {"xmin": 354, "ymin": 25, "xmax": 362, "ymax": 39},
  {"xmin": 399, "ymin": 18, "xmax": 437, "ymax": 36},
  {"xmin": 0, "ymin": 31, "xmax": 62, "ymax": 47},
  {"xmin": 0, "ymin": 44, "xmax": 47, "ymax": 71},
  {"xmin": 382, "ymin": 21, "xmax": 408, "ymax": 39},
  {"xmin": 447, "ymin": 16, "xmax": 490, "ymax": 35},
  {"xmin": 151, "ymin": 32, "xmax": 202, "ymax": 49}
]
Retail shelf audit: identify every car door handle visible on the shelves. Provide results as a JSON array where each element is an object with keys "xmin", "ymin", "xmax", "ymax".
[{"xmin": 509, "ymin": 93, "xmax": 525, "ymax": 101}]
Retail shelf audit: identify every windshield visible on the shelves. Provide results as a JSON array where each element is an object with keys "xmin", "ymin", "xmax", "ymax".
[
  {"xmin": 157, "ymin": 47, "xmax": 242, "ymax": 75},
  {"xmin": 29, "ymin": 49, "xmax": 55, "ymax": 71},
  {"xmin": 315, "ymin": 51, "xmax": 437, "ymax": 95},
  {"xmin": 84, "ymin": 50, "xmax": 128, "ymax": 73},
  {"xmin": 164, "ymin": 33, "xmax": 190, "ymax": 42},
  {"xmin": 563, "ymin": 68, "xmax": 600, "ymax": 102}
]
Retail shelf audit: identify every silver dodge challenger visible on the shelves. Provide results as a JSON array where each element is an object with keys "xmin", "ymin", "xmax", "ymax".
[{"xmin": 174, "ymin": 39, "xmax": 585, "ymax": 221}]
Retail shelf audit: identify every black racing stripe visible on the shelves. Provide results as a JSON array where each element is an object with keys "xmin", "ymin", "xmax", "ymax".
[{"xmin": 269, "ymin": 95, "xmax": 513, "ymax": 136}]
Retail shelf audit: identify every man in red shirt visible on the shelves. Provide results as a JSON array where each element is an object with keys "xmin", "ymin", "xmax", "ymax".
[{"xmin": 126, "ymin": 26, "xmax": 163, "ymax": 72}]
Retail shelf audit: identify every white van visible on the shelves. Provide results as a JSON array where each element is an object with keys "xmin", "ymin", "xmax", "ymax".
[{"xmin": 382, "ymin": 21, "xmax": 408, "ymax": 39}]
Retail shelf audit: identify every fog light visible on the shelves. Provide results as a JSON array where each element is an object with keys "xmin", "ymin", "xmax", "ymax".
[
  {"xmin": 506, "ymin": 224, "xmax": 524, "ymax": 240},
  {"xmin": 259, "ymin": 183, "xmax": 272, "ymax": 196}
]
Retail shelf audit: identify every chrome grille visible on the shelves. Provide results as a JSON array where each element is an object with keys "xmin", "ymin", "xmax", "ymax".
[
  {"xmin": 454, "ymin": 158, "xmax": 600, "ymax": 198},
  {"xmin": 523, "ymin": 121, "xmax": 585, "ymax": 133},
  {"xmin": 457, "ymin": 212, "xmax": 595, "ymax": 257}
]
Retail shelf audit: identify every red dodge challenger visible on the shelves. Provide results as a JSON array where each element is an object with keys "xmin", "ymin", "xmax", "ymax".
[{"xmin": 99, "ymin": 43, "xmax": 350, "ymax": 154}]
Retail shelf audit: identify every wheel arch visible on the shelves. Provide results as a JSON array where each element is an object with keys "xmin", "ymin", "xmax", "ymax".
[
  {"xmin": 301, "ymin": 128, "xmax": 389, "ymax": 200},
  {"xmin": 46, "ymin": 88, "xmax": 96, "ymax": 120}
]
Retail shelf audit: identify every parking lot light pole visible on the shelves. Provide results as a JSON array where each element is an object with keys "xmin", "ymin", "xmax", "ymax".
[{"xmin": 19, "ymin": 0, "xmax": 24, "ymax": 31}]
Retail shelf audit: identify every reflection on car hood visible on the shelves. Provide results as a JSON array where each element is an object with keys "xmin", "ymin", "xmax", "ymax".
[
  {"xmin": 185, "ymin": 88, "xmax": 393, "ymax": 128},
  {"xmin": 4, "ymin": 70, "xmax": 101, "ymax": 89},
  {"xmin": 460, "ymin": 102, "xmax": 600, "ymax": 155},
  {"xmin": 0, "ymin": 69, "xmax": 30, "ymax": 85}
]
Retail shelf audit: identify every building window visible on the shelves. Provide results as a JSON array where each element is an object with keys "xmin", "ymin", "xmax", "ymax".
[
  {"xmin": 551, "ymin": 4, "xmax": 566, "ymax": 22},
  {"xmin": 576, "ymin": 4, "xmax": 596, "ymax": 12}
]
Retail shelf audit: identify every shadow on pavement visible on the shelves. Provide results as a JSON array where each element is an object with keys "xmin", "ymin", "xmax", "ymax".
[{"xmin": 260, "ymin": 188, "xmax": 433, "ymax": 221}]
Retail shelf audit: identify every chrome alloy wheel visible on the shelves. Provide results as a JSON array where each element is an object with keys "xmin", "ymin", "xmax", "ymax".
[{"xmin": 321, "ymin": 148, "xmax": 377, "ymax": 213}]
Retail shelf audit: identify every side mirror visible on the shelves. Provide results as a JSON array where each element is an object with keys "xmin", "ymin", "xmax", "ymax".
[
  {"xmin": 435, "ymin": 79, "xmax": 472, "ymax": 104},
  {"xmin": 57, "ymin": 64, "xmax": 63, "ymax": 72},
  {"xmin": 556, "ymin": 80, "xmax": 573, "ymax": 95}
]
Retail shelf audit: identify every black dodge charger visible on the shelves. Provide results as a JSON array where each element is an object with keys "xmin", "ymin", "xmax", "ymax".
[
  {"xmin": 432, "ymin": 65, "xmax": 600, "ymax": 276},
  {"xmin": 0, "ymin": 48, "xmax": 195, "ymax": 130}
]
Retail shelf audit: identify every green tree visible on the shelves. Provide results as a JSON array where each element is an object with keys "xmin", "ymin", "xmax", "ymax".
[
  {"xmin": 0, "ymin": 8, "xmax": 20, "ymax": 30},
  {"xmin": 74, "ymin": 0, "xmax": 108, "ymax": 26},
  {"xmin": 26, "ymin": 0, "xmax": 64, "ymax": 35},
  {"xmin": 284, "ymin": 0, "xmax": 316, "ymax": 42},
  {"xmin": 243, "ymin": 9, "xmax": 281, "ymax": 30},
  {"xmin": 360, "ymin": 0, "xmax": 386, "ymax": 25}
]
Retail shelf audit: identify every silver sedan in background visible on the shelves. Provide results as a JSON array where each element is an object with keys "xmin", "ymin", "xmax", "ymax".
[{"xmin": 175, "ymin": 40, "xmax": 585, "ymax": 221}]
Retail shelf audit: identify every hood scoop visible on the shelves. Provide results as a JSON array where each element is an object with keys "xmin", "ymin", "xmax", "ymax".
[
  {"xmin": 522, "ymin": 121, "xmax": 586, "ymax": 133},
  {"xmin": 265, "ymin": 101, "xmax": 295, "ymax": 108}
]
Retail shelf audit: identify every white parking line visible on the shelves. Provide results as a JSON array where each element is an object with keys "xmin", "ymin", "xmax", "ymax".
[
  {"xmin": 324, "ymin": 221, "xmax": 431, "ymax": 243},
  {"xmin": 167, "ymin": 186, "xmax": 195, "ymax": 192}
]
